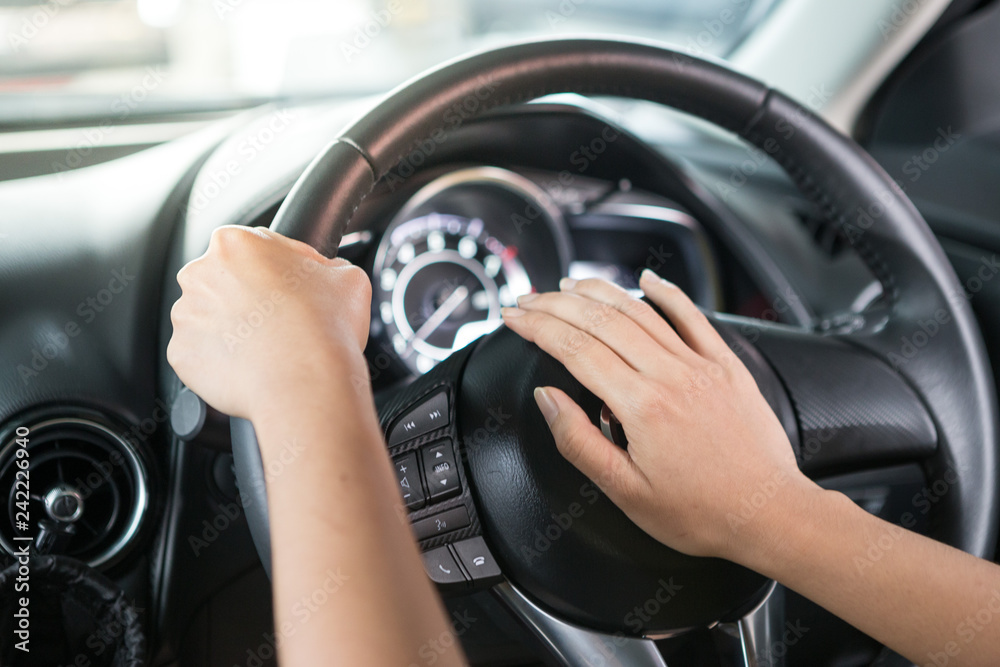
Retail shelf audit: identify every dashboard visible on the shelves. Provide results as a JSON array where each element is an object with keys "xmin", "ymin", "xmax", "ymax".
[{"xmin": 0, "ymin": 97, "xmax": 886, "ymax": 665}]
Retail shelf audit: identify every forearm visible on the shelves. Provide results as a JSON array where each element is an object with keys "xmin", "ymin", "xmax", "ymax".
[
  {"xmin": 250, "ymin": 361, "xmax": 466, "ymax": 667},
  {"xmin": 736, "ymin": 478, "xmax": 1000, "ymax": 666}
]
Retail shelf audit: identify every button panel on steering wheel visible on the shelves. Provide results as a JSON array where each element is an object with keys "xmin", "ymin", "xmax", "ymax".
[{"xmin": 383, "ymin": 382, "xmax": 503, "ymax": 592}]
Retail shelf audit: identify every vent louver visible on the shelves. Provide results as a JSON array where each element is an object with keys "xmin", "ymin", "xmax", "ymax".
[{"xmin": 0, "ymin": 416, "xmax": 149, "ymax": 569}]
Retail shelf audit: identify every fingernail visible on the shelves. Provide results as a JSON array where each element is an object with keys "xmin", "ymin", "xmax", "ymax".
[
  {"xmin": 501, "ymin": 307, "xmax": 525, "ymax": 319},
  {"xmin": 560, "ymin": 277, "xmax": 578, "ymax": 291},
  {"xmin": 534, "ymin": 387, "xmax": 559, "ymax": 425},
  {"xmin": 640, "ymin": 269, "xmax": 673, "ymax": 286},
  {"xmin": 517, "ymin": 293, "xmax": 539, "ymax": 305}
]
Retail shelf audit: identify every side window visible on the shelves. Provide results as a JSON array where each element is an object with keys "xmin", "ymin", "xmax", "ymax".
[{"xmin": 862, "ymin": 2, "xmax": 1000, "ymax": 236}]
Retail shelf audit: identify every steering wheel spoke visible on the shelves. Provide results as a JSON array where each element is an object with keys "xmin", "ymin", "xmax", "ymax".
[{"xmin": 715, "ymin": 315, "xmax": 938, "ymax": 479}]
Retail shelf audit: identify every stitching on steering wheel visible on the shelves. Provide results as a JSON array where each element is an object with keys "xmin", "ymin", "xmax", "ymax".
[{"xmin": 743, "ymin": 127, "xmax": 900, "ymax": 311}]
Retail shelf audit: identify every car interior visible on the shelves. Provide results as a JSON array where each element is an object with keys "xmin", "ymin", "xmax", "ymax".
[{"xmin": 2, "ymin": 0, "xmax": 1000, "ymax": 665}]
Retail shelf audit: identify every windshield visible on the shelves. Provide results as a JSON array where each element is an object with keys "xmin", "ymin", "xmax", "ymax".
[{"xmin": 0, "ymin": 0, "xmax": 777, "ymax": 123}]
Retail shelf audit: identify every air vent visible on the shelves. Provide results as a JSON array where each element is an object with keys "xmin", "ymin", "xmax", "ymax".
[{"xmin": 0, "ymin": 416, "xmax": 149, "ymax": 569}]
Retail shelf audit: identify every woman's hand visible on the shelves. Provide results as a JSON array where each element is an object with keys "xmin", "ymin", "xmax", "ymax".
[
  {"xmin": 501, "ymin": 270, "xmax": 811, "ymax": 561},
  {"xmin": 167, "ymin": 225, "xmax": 372, "ymax": 421}
]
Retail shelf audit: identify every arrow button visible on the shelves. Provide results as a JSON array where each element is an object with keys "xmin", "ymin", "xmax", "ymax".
[{"xmin": 421, "ymin": 440, "xmax": 460, "ymax": 502}]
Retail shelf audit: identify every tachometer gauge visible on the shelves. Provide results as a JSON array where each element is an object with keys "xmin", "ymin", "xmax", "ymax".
[{"xmin": 372, "ymin": 167, "xmax": 570, "ymax": 375}]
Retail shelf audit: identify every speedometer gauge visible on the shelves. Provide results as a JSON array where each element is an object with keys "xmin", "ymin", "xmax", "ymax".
[
  {"xmin": 372, "ymin": 167, "xmax": 570, "ymax": 375},
  {"xmin": 376, "ymin": 213, "xmax": 531, "ymax": 374}
]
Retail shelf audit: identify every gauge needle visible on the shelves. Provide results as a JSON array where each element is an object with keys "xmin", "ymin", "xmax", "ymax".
[{"xmin": 403, "ymin": 285, "xmax": 470, "ymax": 359}]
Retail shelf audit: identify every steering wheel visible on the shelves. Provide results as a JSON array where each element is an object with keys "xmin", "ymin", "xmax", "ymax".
[{"xmin": 229, "ymin": 38, "xmax": 999, "ymax": 666}]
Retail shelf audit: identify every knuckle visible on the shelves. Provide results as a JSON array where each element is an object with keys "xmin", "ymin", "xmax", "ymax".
[
  {"xmin": 557, "ymin": 420, "xmax": 589, "ymax": 464},
  {"xmin": 176, "ymin": 258, "xmax": 202, "ymax": 289},
  {"xmin": 608, "ymin": 467, "xmax": 640, "ymax": 505},
  {"xmin": 175, "ymin": 265, "xmax": 191, "ymax": 289},
  {"xmin": 165, "ymin": 337, "xmax": 183, "ymax": 372},
  {"xmin": 577, "ymin": 278, "xmax": 609, "ymax": 293},
  {"xmin": 209, "ymin": 225, "xmax": 242, "ymax": 248},
  {"xmin": 615, "ymin": 296, "xmax": 649, "ymax": 320},
  {"xmin": 681, "ymin": 367, "xmax": 715, "ymax": 400},
  {"xmin": 583, "ymin": 302, "xmax": 618, "ymax": 330},
  {"xmin": 702, "ymin": 360, "xmax": 727, "ymax": 382},
  {"xmin": 557, "ymin": 328, "xmax": 592, "ymax": 359},
  {"xmin": 632, "ymin": 384, "xmax": 673, "ymax": 420},
  {"xmin": 341, "ymin": 264, "xmax": 371, "ymax": 294},
  {"xmin": 169, "ymin": 299, "xmax": 183, "ymax": 326}
]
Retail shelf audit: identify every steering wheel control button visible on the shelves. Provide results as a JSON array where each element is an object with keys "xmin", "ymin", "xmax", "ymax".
[
  {"xmin": 421, "ymin": 441, "xmax": 460, "ymax": 502},
  {"xmin": 422, "ymin": 546, "xmax": 468, "ymax": 589},
  {"xmin": 411, "ymin": 506, "xmax": 470, "ymax": 541},
  {"xmin": 393, "ymin": 453, "xmax": 426, "ymax": 510},
  {"xmin": 452, "ymin": 537, "xmax": 502, "ymax": 582},
  {"xmin": 388, "ymin": 391, "xmax": 449, "ymax": 446}
]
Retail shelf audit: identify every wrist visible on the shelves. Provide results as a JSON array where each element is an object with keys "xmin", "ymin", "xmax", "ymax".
[
  {"xmin": 245, "ymin": 344, "xmax": 377, "ymax": 446},
  {"xmin": 246, "ymin": 340, "xmax": 367, "ymax": 413},
  {"xmin": 717, "ymin": 471, "xmax": 835, "ymax": 574}
]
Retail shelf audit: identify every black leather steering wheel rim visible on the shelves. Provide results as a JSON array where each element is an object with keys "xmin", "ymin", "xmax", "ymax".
[{"xmin": 230, "ymin": 35, "xmax": 998, "ymax": 645}]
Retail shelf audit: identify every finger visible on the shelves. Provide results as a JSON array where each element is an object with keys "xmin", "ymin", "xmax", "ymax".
[
  {"xmin": 502, "ymin": 307, "xmax": 638, "ymax": 417},
  {"xmin": 557, "ymin": 277, "xmax": 695, "ymax": 360},
  {"xmin": 514, "ymin": 289, "xmax": 676, "ymax": 373},
  {"xmin": 255, "ymin": 226, "xmax": 353, "ymax": 266},
  {"xmin": 213, "ymin": 225, "xmax": 340, "ymax": 269},
  {"xmin": 639, "ymin": 270, "xmax": 731, "ymax": 360},
  {"xmin": 534, "ymin": 386, "xmax": 647, "ymax": 505}
]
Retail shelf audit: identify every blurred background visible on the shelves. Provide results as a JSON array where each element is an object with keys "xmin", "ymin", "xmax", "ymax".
[{"xmin": 0, "ymin": 0, "xmax": 776, "ymax": 122}]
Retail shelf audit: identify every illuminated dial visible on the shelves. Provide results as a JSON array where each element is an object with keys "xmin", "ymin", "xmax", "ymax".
[{"xmin": 373, "ymin": 212, "xmax": 531, "ymax": 374}]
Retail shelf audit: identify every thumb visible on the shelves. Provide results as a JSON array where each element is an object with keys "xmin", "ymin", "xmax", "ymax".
[{"xmin": 534, "ymin": 386, "xmax": 643, "ymax": 504}]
